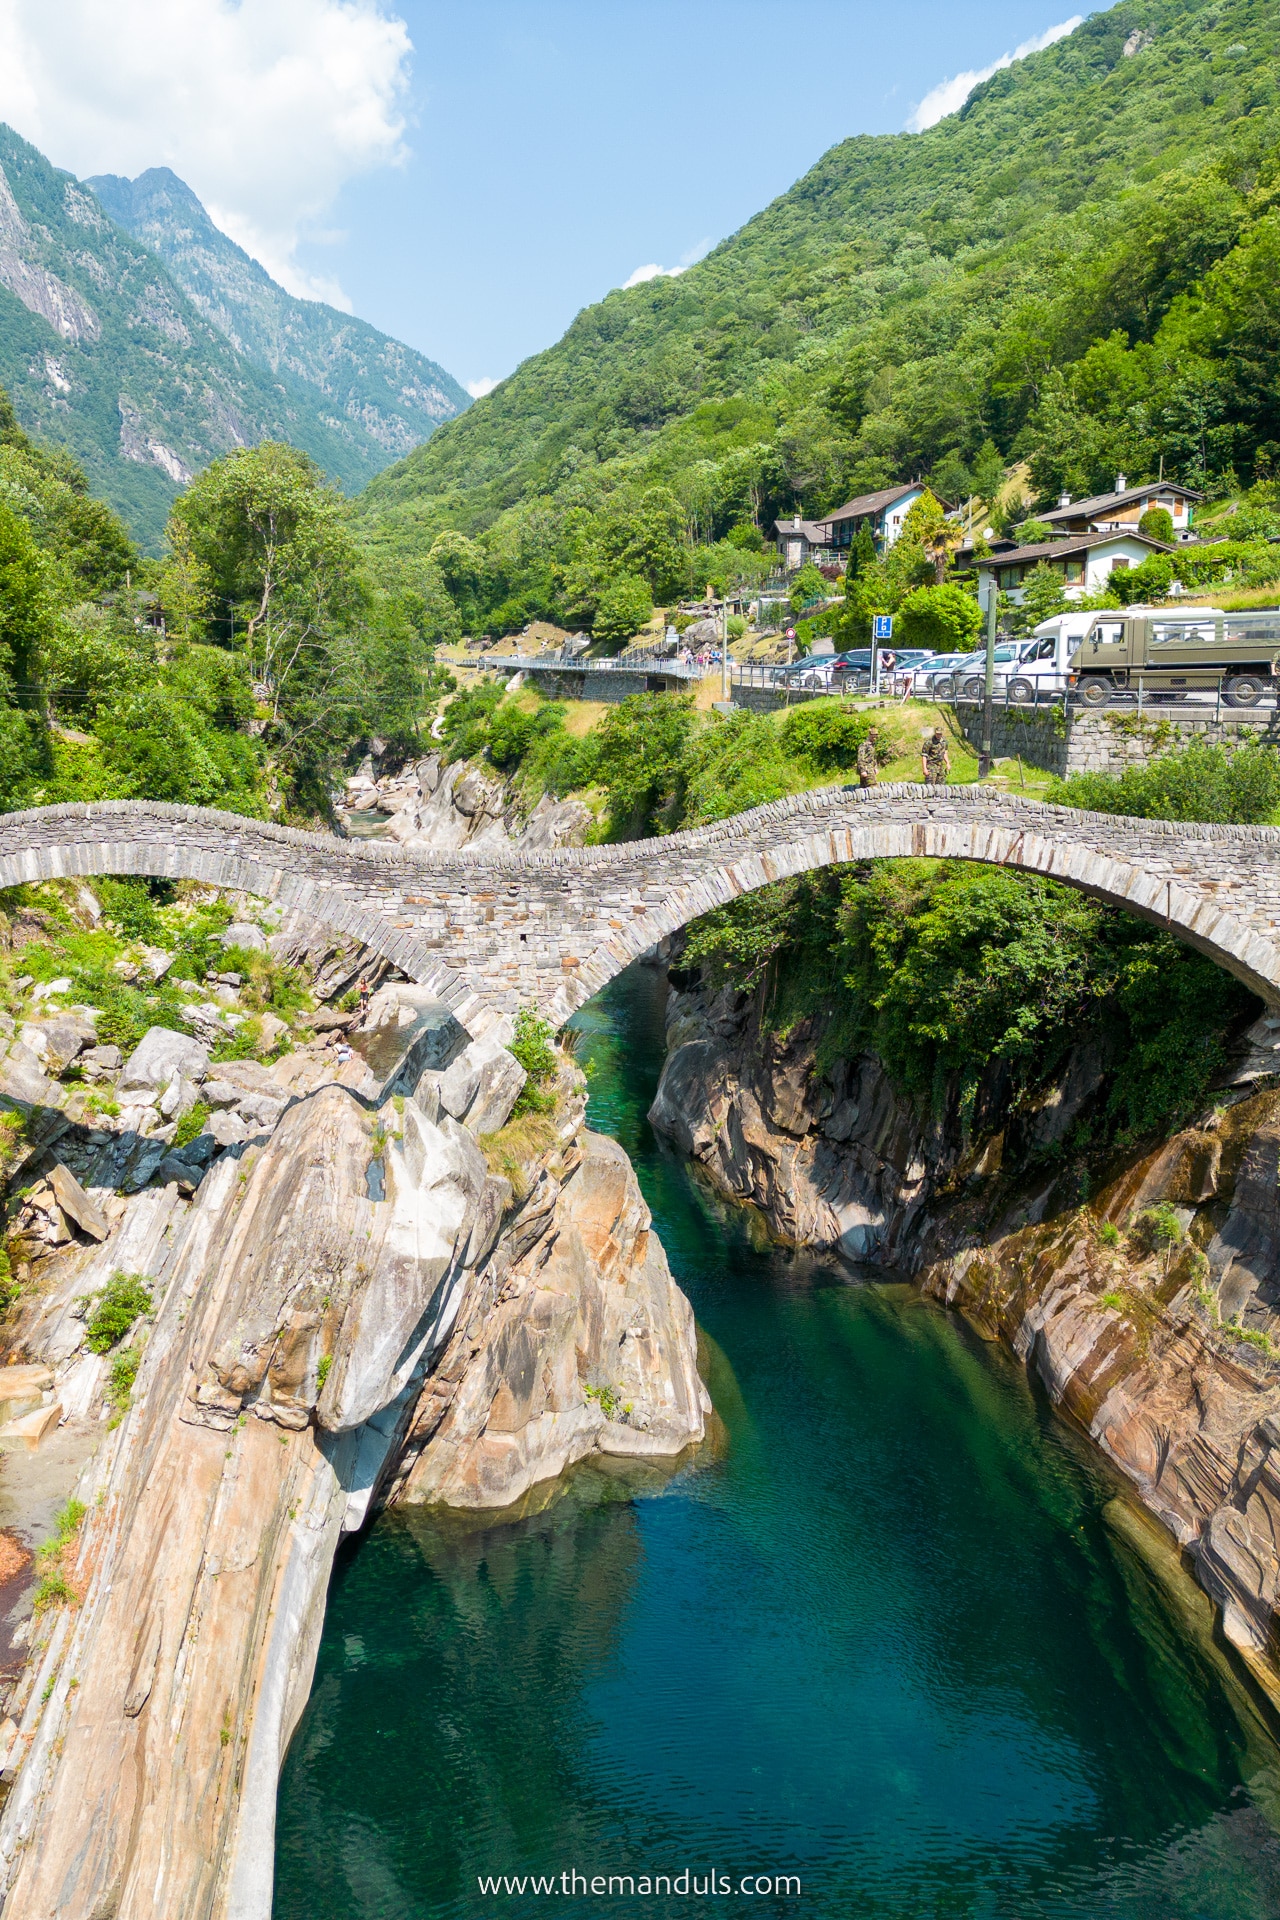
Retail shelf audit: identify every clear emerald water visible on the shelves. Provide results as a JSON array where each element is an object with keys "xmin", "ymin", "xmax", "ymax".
[{"xmin": 274, "ymin": 965, "xmax": 1280, "ymax": 1919}]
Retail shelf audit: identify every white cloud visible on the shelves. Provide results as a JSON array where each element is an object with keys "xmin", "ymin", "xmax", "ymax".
[
  {"xmin": 621, "ymin": 238, "xmax": 713, "ymax": 291},
  {"xmin": 906, "ymin": 17, "xmax": 1082, "ymax": 133},
  {"xmin": 0, "ymin": 0, "xmax": 412, "ymax": 305},
  {"xmin": 623, "ymin": 262, "xmax": 682, "ymax": 288},
  {"xmin": 466, "ymin": 376, "xmax": 498, "ymax": 399}
]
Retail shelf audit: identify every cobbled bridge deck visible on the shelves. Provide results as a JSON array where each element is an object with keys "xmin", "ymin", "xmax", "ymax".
[{"xmin": 3, "ymin": 787, "xmax": 1280, "ymax": 1033}]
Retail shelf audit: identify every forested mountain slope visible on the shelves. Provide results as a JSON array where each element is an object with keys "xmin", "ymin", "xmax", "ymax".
[
  {"xmin": 0, "ymin": 129, "xmax": 462, "ymax": 549},
  {"xmin": 88, "ymin": 168, "xmax": 467, "ymax": 466},
  {"xmin": 353, "ymin": 0, "xmax": 1280, "ymax": 617}
]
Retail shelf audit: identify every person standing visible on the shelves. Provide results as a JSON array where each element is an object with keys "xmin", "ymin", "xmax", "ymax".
[
  {"xmin": 856, "ymin": 727, "xmax": 880, "ymax": 788},
  {"xmin": 358, "ymin": 975, "xmax": 370, "ymax": 1019},
  {"xmin": 922, "ymin": 728, "xmax": 951, "ymax": 786}
]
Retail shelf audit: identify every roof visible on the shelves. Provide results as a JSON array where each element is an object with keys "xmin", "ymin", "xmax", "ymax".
[
  {"xmin": 1042, "ymin": 481, "xmax": 1203, "ymax": 526},
  {"xmin": 818, "ymin": 483, "xmax": 922, "ymax": 526},
  {"xmin": 960, "ymin": 530, "xmax": 1176, "ymax": 567},
  {"xmin": 773, "ymin": 516, "xmax": 828, "ymax": 542}
]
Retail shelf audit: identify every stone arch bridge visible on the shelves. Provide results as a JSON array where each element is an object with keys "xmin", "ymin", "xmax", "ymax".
[{"xmin": 4, "ymin": 788, "xmax": 1280, "ymax": 1035}]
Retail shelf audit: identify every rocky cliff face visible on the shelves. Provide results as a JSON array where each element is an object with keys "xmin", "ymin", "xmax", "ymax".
[
  {"xmin": 341, "ymin": 750, "xmax": 593, "ymax": 852},
  {"xmin": 649, "ymin": 976, "xmax": 1280, "ymax": 1702},
  {"xmin": 0, "ymin": 899, "xmax": 704, "ymax": 1918},
  {"xmin": 87, "ymin": 167, "xmax": 468, "ymax": 457}
]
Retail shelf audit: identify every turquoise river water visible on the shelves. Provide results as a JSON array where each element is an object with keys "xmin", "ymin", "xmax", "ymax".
[{"xmin": 274, "ymin": 965, "xmax": 1280, "ymax": 1919}]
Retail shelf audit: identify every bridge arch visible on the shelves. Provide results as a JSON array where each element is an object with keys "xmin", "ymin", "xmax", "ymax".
[
  {"xmin": 555, "ymin": 801, "xmax": 1280, "ymax": 1024},
  {"xmin": 1, "ymin": 790, "xmax": 1279, "ymax": 1035}
]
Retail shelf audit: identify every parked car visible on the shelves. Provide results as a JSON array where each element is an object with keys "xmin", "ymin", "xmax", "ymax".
[
  {"xmin": 919, "ymin": 652, "xmax": 985, "ymax": 696},
  {"xmin": 951, "ymin": 641, "xmax": 1039, "ymax": 700}
]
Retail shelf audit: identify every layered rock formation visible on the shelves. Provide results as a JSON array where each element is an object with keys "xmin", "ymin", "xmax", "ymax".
[
  {"xmin": 0, "ymin": 917, "xmax": 705, "ymax": 1917},
  {"xmin": 649, "ymin": 976, "xmax": 1280, "ymax": 1699},
  {"xmin": 340, "ymin": 750, "xmax": 593, "ymax": 852}
]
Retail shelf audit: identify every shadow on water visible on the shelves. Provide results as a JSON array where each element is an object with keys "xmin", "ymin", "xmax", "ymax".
[{"xmin": 275, "ymin": 963, "xmax": 1280, "ymax": 1920}]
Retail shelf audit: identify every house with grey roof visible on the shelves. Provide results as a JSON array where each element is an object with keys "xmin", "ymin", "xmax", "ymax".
[
  {"xmin": 773, "ymin": 482, "xmax": 926, "ymax": 569},
  {"xmin": 1039, "ymin": 476, "xmax": 1201, "ymax": 539},
  {"xmin": 959, "ymin": 528, "xmax": 1176, "ymax": 605}
]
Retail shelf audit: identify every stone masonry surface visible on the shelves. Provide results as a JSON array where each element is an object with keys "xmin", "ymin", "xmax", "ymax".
[
  {"xmin": 957, "ymin": 706, "xmax": 1280, "ymax": 779},
  {"xmin": 4, "ymin": 789, "xmax": 1280, "ymax": 1029}
]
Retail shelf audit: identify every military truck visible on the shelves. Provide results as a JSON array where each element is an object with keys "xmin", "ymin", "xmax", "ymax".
[{"xmin": 1070, "ymin": 606, "xmax": 1280, "ymax": 707}]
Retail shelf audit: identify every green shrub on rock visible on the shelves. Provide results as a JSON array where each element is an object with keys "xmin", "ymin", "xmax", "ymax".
[{"xmin": 84, "ymin": 1272, "xmax": 153, "ymax": 1354}]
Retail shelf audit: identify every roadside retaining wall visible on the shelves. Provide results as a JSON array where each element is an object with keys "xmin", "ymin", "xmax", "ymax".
[
  {"xmin": 955, "ymin": 706, "xmax": 1280, "ymax": 778},
  {"xmin": 727, "ymin": 683, "xmax": 829, "ymax": 714}
]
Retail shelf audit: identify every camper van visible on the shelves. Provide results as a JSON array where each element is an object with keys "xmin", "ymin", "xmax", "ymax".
[{"xmin": 1068, "ymin": 606, "xmax": 1280, "ymax": 707}]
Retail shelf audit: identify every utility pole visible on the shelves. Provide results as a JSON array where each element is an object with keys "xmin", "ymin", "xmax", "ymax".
[{"xmin": 979, "ymin": 579, "xmax": 997, "ymax": 778}]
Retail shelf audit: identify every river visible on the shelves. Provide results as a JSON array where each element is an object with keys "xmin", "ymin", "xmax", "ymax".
[{"xmin": 274, "ymin": 964, "xmax": 1280, "ymax": 1918}]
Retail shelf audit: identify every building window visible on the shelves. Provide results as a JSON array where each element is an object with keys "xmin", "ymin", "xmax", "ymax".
[
  {"xmin": 1111, "ymin": 556, "xmax": 1130, "ymax": 571},
  {"xmin": 1065, "ymin": 558, "xmax": 1083, "ymax": 582}
]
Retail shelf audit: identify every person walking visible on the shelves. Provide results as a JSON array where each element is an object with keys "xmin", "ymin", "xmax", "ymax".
[
  {"xmin": 922, "ymin": 728, "xmax": 951, "ymax": 786},
  {"xmin": 856, "ymin": 726, "xmax": 880, "ymax": 789}
]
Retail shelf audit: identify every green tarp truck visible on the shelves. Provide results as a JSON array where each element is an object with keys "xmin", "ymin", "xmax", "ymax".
[{"xmin": 1071, "ymin": 607, "xmax": 1280, "ymax": 707}]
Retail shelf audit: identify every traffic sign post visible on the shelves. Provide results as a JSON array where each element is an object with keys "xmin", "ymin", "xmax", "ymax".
[
  {"xmin": 872, "ymin": 614, "xmax": 893, "ymax": 696},
  {"xmin": 980, "ymin": 586, "xmax": 997, "ymax": 777}
]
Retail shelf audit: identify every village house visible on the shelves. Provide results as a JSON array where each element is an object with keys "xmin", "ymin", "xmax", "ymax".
[
  {"xmin": 773, "ymin": 482, "xmax": 927, "ymax": 569},
  {"xmin": 1038, "ymin": 475, "xmax": 1201, "ymax": 538},
  {"xmin": 964, "ymin": 528, "xmax": 1176, "ymax": 605}
]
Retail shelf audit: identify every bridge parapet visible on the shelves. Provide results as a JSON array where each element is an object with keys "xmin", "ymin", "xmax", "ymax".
[{"xmin": 2, "ymin": 788, "xmax": 1279, "ymax": 1029}]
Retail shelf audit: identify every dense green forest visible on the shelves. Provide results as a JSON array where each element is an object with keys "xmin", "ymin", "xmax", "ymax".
[
  {"xmin": 350, "ymin": 0, "xmax": 1280, "ymax": 640},
  {"xmin": 0, "ymin": 400, "xmax": 438, "ymax": 820}
]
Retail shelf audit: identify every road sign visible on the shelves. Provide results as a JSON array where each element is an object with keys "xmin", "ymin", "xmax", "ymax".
[{"xmin": 872, "ymin": 614, "xmax": 893, "ymax": 641}]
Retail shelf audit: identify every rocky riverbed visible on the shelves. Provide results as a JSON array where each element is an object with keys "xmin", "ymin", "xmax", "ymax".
[
  {"xmin": 0, "ymin": 882, "xmax": 706, "ymax": 1919},
  {"xmin": 649, "ymin": 968, "xmax": 1280, "ymax": 1705}
]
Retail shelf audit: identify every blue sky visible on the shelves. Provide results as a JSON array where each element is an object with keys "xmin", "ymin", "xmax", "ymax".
[
  {"xmin": 0, "ymin": 0, "xmax": 1085, "ymax": 396},
  {"xmin": 301, "ymin": 1, "xmax": 1084, "ymax": 393}
]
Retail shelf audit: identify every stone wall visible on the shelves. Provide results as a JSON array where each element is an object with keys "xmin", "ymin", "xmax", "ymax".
[
  {"xmin": 494, "ymin": 666, "xmax": 687, "ymax": 703},
  {"xmin": 727, "ymin": 683, "xmax": 828, "ymax": 714},
  {"xmin": 956, "ymin": 705, "xmax": 1280, "ymax": 778}
]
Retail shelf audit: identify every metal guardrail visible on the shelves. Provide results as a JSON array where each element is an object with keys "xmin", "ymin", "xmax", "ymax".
[{"xmin": 465, "ymin": 651, "xmax": 704, "ymax": 681}]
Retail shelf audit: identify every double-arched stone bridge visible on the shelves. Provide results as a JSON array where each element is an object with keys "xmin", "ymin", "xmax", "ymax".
[{"xmin": 4, "ymin": 787, "xmax": 1280, "ymax": 1034}]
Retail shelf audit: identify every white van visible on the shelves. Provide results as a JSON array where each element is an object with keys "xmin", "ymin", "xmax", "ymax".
[{"xmin": 1000, "ymin": 610, "xmax": 1097, "ymax": 702}]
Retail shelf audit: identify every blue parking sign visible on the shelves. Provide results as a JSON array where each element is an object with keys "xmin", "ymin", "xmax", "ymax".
[{"xmin": 872, "ymin": 614, "xmax": 893, "ymax": 640}]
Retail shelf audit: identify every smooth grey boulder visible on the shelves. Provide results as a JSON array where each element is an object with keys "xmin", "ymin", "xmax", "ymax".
[
  {"xmin": 22, "ymin": 1015, "xmax": 95, "ymax": 1076},
  {"xmin": 119, "ymin": 1027, "xmax": 210, "ymax": 1099},
  {"xmin": 221, "ymin": 922, "xmax": 267, "ymax": 952},
  {"xmin": 207, "ymin": 1110, "xmax": 249, "ymax": 1148},
  {"xmin": 201, "ymin": 1079, "xmax": 241, "ymax": 1109},
  {"xmin": 437, "ymin": 1037, "xmax": 526, "ymax": 1135},
  {"xmin": 235, "ymin": 1090, "xmax": 288, "ymax": 1130}
]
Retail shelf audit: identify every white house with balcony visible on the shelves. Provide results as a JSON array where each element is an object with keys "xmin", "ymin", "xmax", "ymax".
[{"xmin": 965, "ymin": 528, "xmax": 1175, "ymax": 605}]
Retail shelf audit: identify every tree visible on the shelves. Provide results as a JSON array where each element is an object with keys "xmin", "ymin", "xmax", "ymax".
[
  {"xmin": 0, "ymin": 499, "xmax": 57, "ymax": 703},
  {"xmin": 593, "ymin": 693, "xmax": 694, "ymax": 838},
  {"xmin": 168, "ymin": 444, "xmax": 371, "ymax": 790},
  {"xmin": 1138, "ymin": 506, "xmax": 1175, "ymax": 541},
  {"xmin": 895, "ymin": 581, "xmax": 983, "ymax": 652},
  {"xmin": 1011, "ymin": 563, "xmax": 1069, "ymax": 633},
  {"xmin": 844, "ymin": 521, "xmax": 876, "ymax": 585},
  {"xmin": 971, "ymin": 440, "xmax": 1007, "ymax": 505},
  {"xmin": 790, "ymin": 562, "xmax": 826, "ymax": 616},
  {"xmin": 592, "ymin": 574, "xmax": 653, "ymax": 651}
]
